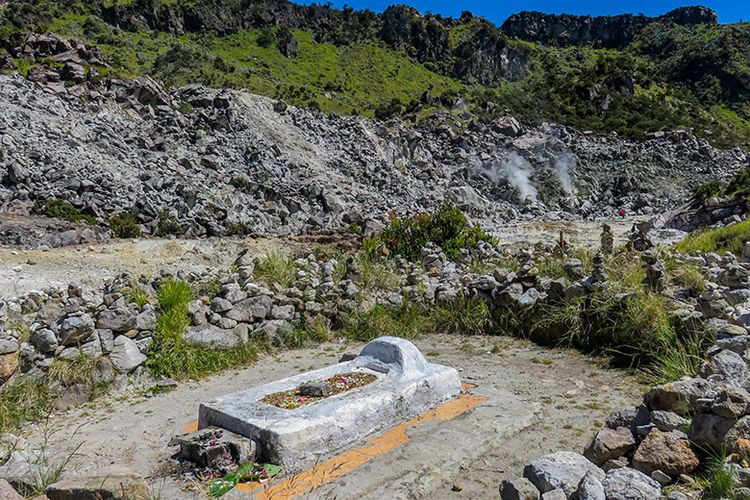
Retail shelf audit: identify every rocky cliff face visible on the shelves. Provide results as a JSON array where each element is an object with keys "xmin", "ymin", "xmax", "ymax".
[{"xmin": 501, "ymin": 6, "xmax": 717, "ymax": 48}]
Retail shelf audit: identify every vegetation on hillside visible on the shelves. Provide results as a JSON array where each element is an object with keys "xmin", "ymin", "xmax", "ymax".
[{"xmin": 0, "ymin": 1, "xmax": 749, "ymax": 147}]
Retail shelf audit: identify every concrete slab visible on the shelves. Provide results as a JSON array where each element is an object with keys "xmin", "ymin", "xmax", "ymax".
[{"xmin": 198, "ymin": 336, "xmax": 461, "ymax": 471}]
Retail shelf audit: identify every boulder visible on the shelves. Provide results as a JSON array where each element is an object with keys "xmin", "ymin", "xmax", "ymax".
[
  {"xmin": 523, "ymin": 451, "xmax": 605, "ymax": 497},
  {"xmin": 224, "ymin": 295, "xmax": 272, "ymax": 322},
  {"xmin": 650, "ymin": 410, "xmax": 689, "ymax": 433},
  {"xmin": 0, "ymin": 352, "xmax": 19, "ymax": 380},
  {"xmin": 96, "ymin": 308, "xmax": 136, "ymax": 333},
  {"xmin": 601, "ymin": 467, "xmax": 661, "ymax": 500},
  {"xmin": 690, "ymin": 412, "xmax": 736, "ymax": 450},
  {"xmin": 108, "ymin": 336, "xmax": 146, "ymax": 373},
  {"xmin": 499, "ymin": 477, "xmax": 540, "ymax": 500},
  {"xmin": 583, "ymin": 427, "xmax": 635, "ymax": 466},
  {"xmin": 643, "ymin": 377, "xmax": 714, "ymax": 415},
  {"xmin": 184, "ymin": 324, "xmax": 244, "ymax": 350},
  {"xmin": 632, "ymin": 429, "xmax": 699, "ymax": 476},
  {"xmin": 170, "ymin": 427, "xmax": 256, "ymax": 468},
  {"xmin": 45, "ymin": 468, "xmax": 149, "ymax": 500},
  {"xmin": 30, "ymin": 329, "xmax": 57, "ymax": 353},
  {"xmin": 576, "ymin": 469, "xmax": 606, "ymax": 500},
  {"xmin": 59, "ymin": 314, "xmax": 95, "ymax": 345},
  {"xmin": 708, "ymin": 349, "xmax": 750, "ymax": 388}
]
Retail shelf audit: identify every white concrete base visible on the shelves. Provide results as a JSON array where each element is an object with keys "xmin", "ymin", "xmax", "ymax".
[{"xmin": 198, "ymin": 336, "xmax": 461, "ymax": 471}]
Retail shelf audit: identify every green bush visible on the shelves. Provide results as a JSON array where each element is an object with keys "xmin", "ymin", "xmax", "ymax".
[
  {"xmin": 155, "ymin": 210, "xmax": 182, "ymax": 237},
  {"xmin": 40, "ymin": 199, "xmax": 97, "ymax": 225},
  {"xmin": 692, "ymin": 180, "xmax": 726, "ymax": 202},
  {"xmin": 341, "ymin": 302, "xmax": 428, "ymax": 342},
  {"xmin": 108, "ymin": 212, "xmax": 141, "ymax": 238},
  {"xmin": 365, "ymin": 202, "xmax": 494, "ymax": 261},
  {"xmin": 0, "ymin": 379, "xmax": 56, "ymax": 435},
  {"xmin": 724, "ymin": 167, "xmax": 750, "ymax": 197}
]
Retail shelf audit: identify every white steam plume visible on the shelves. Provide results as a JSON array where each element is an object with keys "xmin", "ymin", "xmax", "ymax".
[
  {"xmin": 554, "ymin": 152, "xmax": 578, "ymax": 196},
  {"xmin": 472, "ymin": 151, "xmax": 538, "ymax": 202}
]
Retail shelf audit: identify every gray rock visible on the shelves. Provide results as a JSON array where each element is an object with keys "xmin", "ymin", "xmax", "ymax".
[
  {"xmin": 709, "ymin": 349, "xmax": 750, "ymax": 388},
  {"xmin": 540, "ymin": 489, "xmax": 566, "ymax": 500},
  {"xmin": 576, "ymin": 469, "xmax": 606, "ymax": 500},
  {"xmin": 96, "ymin": 308, "xmax": 136, "ymax": 333},
  {"xmin": 97, "ymin": 329, "xmax": 114, "ymax": 353},
  {"xmin": 499, "ymin": 477, "xmax": 540, "ymax": 500},
  {"xmin": 29, "ymin": 328, "xmax": 57, "ymax": 353},
  {"xmin": 108, "ymin": 336, "xmax": 146, "ymax": 373},
  {"xmin": 0, "ymin": 337, "xmax": 17, "ymax": 355},
  {"xmin": 135, "ymin": 306, "xmax": 156, "ymax": 331},
  {"xmin": 523, "ymin": 451, "xmax": 605, "ymax": 497},
  {"xmin": 643, "ymin": 377, "xmax": 715, "ymax": 415},
  {"xmin": 59, "ymin": 314, "xmax": 95, "ymax": 345},
  {"xmin": 184, "ymin": 324, "xmax": 243, "ymax": 350},
  {"xmin": 271, "ymin": 304, "xmax": 296, "ymax": 320},
  {"xmin": 224, "ymin": 295, "xmax": 272, "ymax": 322},
  {"xmin": 650, "ymin": 410, "xmax": 689, "ymax": 433},
  {"xmin": 601, "ymin": 468, "xmax": 661, "ymax": 500},
  {"xmin": 211, "ymin": 297, "xmax": 233, "ymax": 313},
  {"xmin": 690, "ymin": 412, "xmax": 736, "ymax": 449}
]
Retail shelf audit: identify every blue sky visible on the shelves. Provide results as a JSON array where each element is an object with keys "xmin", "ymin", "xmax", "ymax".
[{"xmin": 303, "ymin": 1, "xmax": 747, "ymax": 24}]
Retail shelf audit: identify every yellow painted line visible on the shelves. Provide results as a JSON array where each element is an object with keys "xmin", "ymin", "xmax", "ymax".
[{"xmin": 236, "ymin": 390, "xmax": 487, "ymax": 499}]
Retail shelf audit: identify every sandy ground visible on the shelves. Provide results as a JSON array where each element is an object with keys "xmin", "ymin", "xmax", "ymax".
[
  {"xmin": 18, "ymin": 335, "xmax": 644, "ymax": 499},
  {"xmin": 0, "ymin": 218, "xmax": 639, "ymax": 299}
]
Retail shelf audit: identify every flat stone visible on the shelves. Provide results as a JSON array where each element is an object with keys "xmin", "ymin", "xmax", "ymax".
[
  {"xmin": 224, "ymin": 295, "xmax": 272, "ymax": 322},
  {"xmin": 96, "ymin": 308, "xmax": 136, "ymax": 333},
  {"xmin": 523, "ymin": 451, "xmax": 605, "ymax": 497},
  {"xmin": 59, "ymin": 314, "xmax": 95, "ymax": 345},
  {"xmin": 0, "ymin": 479, "xmax": 23, "ymax": 499},
  {"xmin": 184, "ymin": 324, "xmax": 243, "ymax": 350},
  {"xmin": 643, "ymin": 377, "xmax": 714, "ymax": 416},
  {"xmin": 198, "ymin": 336, "xmax": 460, "ymax": 472}
]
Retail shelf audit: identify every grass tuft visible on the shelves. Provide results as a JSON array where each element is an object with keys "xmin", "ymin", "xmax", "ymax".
[
  {"xmin": 676, "ymin": 218, "xmax": 750, "ymax": 255},
  {"xmin": 254, "ymin": 251, "xmax": 297, "ymax": 287}
]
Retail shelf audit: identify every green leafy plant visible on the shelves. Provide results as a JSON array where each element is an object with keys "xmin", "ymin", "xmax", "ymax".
[
  {"xmin": 365, "ymin": 202, "xmax": 494, "ymax": 261},
  {"xmin": 109, "ymin": 212, "xmax": 141, "ymax": 238},
  {"xmin": 155, "ymin": 210, "xmax": 182, "ymax": 237},
  {"xmin": 209, "ymin": 462, "xmax": 282, "ymax": 497},
  {"xmin": 39, "ymin": 199, "xmax": 97, "ymax": 225}
]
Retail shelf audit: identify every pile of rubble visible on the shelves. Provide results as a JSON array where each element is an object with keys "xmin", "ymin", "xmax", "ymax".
[{"xmin": 1, "ymin": 32, "xmax": 749, "ymax": 247}]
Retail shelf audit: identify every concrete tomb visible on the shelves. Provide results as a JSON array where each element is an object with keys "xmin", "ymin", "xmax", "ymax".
[{"xmin": 199, "ymin": 336, "xmax": 461, "ymax": 471}]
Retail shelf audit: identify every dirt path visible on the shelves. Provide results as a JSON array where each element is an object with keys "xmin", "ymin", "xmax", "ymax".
[{"xmin": 20, "ymin": 335, "xmax": 644, "ymax": 499}]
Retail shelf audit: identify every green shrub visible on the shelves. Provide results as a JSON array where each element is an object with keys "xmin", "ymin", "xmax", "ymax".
[
  {"xmin": 40, "ymin": 199, "xmax": 97, "ymax": 225},
  {"xmin": 155, "ymin": 210, "xmax": 182, "ymax": 237},
  {"xmin": 108, "ymin": 212, "xmax": 141, "ymax": 238},
  {"xmin": 644, "ymin": 334, "xmax": 705, "ymax": 385},
  {"xmin": 676, "ymin": 218, "xmax": 750, "ymax": 255},
  {"xmin": 692, "ymin": 180, "xmax": 726, "ymax": 201},
  {"xmin": 725, "ymin": 167, "xmax": 750, "ymax": 197},
  {"xmin": 672, "ymin": 265, "xmax": 706, "ymax": 296},
  {"xmin": 365, "ymin": 202, "xmax": 494, "ymax": 261},
  {"xmin": 341, "ymin": 302, "xmax": 428, "ymax": 342}
]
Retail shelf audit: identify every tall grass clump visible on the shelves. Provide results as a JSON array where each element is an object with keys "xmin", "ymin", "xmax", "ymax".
[
  {"xmin": 644, "ymin": 334, "xmax": 705, "ymax": 385},
  {"xmin": 699, "ymin": 451, "xmax": 736, "ymax": 499},
  {"xmin": 148, "ymin": 279, "xmax": 258, "ymax": 380},
  {"xmin": 341, "ymin": 302, "xmax": 428, "ymax": 342},
  {"xmin": 676, "ymin": 218, "xmax": 750, "ymax": 255},
  {"xmin": 364, "ymin": 202, "xmax": 495, "ymax": 260},
  {"xmin": 0, "ymin": 380, "xmax": 56, "ymax": 435},
  {"xmin": 430, "ymin": 297, "xmax": 491, "ymax": 336},
  {"xmin": 253, "ymin": 250, "xmax": 297, "ymax": 287}
]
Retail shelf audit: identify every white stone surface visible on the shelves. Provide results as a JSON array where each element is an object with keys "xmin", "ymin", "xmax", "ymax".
[{"xmin": 198, "ymin": 336, "xmax": 461, "ymax": 471}]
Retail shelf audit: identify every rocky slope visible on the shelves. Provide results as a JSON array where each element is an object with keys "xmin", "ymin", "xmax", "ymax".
[{"xmin": 0, "ymin": 69, "xmax": 747, "ymax": 245}]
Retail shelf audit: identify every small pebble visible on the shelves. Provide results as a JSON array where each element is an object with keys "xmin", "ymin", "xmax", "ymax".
[{"xmin": 451, "ymin": 482, "xmax": 463, "ymax": 492}]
